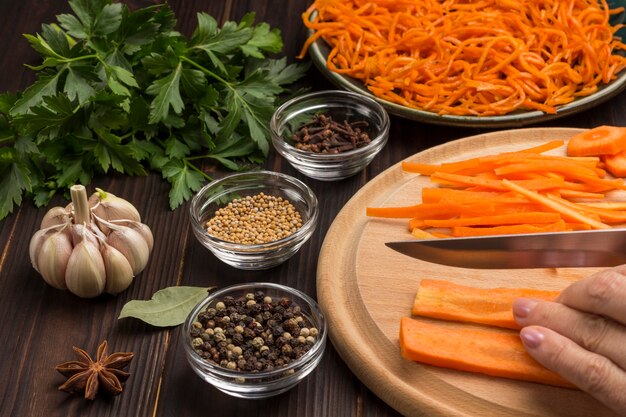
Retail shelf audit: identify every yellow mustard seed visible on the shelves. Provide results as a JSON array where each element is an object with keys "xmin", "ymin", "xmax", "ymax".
[{"xmin": 205, "ymin": 192, "xmax": 303, "ymax": 244}]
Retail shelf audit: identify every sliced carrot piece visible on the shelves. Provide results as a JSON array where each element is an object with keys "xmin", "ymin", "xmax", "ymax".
[
  {"xmin": 516, "ymin": 140, "xmax": 565, "ymax": 154},
  {"xmin": 399, "ymin": 317, "xmax": 575, "ymax": 388},
  {"xmin": 494, "ymin": 160, "xmax": 602, "ymax": 178},
  {"xmin": 558, "ymin": 189, "xmax": 605, "ymax": 200},
  {"xmin": 423, "ymin": 212, "xmax": 561, "ymax": 228},
  {"xmin": 421, "ymin": 188, "xmax": 525, "ymax": 204},
  {"xmin": 408, "ymin": 218, "xmax": 427, "ymax": 231},
  {"xmin": 366, "ymin": 202, "xmax": 494, "ymax": 219},
  {"xmin": 451, "ymin": 221, "xmax": 568, "ymax": 236},
  {"xmin": 602, "ymin": 151, "xmax": 626, "ymax": 177},
  {"xmin": 501, "ymin": 179, "xmax": 611, "ymax": 229},
  {"xmin": 546, "ymin": 195, "xmax": 626, "ymax": 224},
  {"xmin": 411, "ymin": 228, "xmax": 437, "ymax": 239},
  {"xmin": 566, "ymin": 126, "xmax": 626, "ymax": 157},
  {"xmin": 411, "ymin": 279, "xmax": 560, "ymax": 329}
]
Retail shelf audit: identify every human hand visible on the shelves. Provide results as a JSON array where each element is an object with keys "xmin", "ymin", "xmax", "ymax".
[{"xmin": 513, "ymin": 265, "xmax": 626, "ymax": 415}]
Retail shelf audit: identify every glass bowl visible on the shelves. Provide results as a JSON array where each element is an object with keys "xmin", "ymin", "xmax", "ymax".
[
  {"xmin": 183, "ymin": 282, "xmax": 327, "ymax": 399},
  {"xmin": 270, "ymin": 90, "xmax": 390, "ymax": 181},
  {"xmin": 189, "ymin": 171, "xmax": 319, "ymax": 270}
]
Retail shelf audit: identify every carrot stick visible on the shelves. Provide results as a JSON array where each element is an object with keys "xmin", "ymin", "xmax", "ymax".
[
  {"xmin": 423, "ymin": 212, "xmax": 562, "ymax": 228},
  {"xmin": 367, "ymin": 202, "xmax": 497, "ymax": 219},
  {"xmin": 412, "ymin": 280, "xmax": 560, "ymax": 329},
  {"xmin": 516, "ymin": 140, "xmax": 565, "ymax": 154},
  {"xmin": 451, "ymin": 221, "xmax": 568, "ymax": 236},
  {"xmin": 399, "ymin": 317, "xmax": 575, "ymax": 388},
  {"xmin": 421, "ymin": 188, "xmax": 525, "ymax": 204},
  {"xmin": 501, "ymin": 179, "xmax": 611, "ymax": 229},
  {"xmin": 546, "ymin": 195, "xmax": 626, "ymax": 224}
]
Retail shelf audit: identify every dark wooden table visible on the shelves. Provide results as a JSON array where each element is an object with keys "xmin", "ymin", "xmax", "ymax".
[{"xmin": 1, "ymin": 1, "xmax": 624, "ymax": 416}]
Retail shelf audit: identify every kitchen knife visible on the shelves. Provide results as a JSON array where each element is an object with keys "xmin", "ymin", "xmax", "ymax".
[{"xmin": 385, "ymin": 228, "xmax": 626, "ymax": 269}]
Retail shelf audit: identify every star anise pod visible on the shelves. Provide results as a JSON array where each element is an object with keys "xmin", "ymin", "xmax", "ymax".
[{"xmin": 55, "ymin": 340, "xmax": 134, "ymax": 400}]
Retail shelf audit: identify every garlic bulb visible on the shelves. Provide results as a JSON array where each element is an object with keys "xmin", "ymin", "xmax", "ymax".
[{"xmin": 29, "ymin": 185, "xmax": 153, "ymax": 298}]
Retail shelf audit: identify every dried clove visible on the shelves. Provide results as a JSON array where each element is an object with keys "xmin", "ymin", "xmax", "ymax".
[{"xmin": 291, "ymin": 113, "xmax": 371, "ymax": 154}]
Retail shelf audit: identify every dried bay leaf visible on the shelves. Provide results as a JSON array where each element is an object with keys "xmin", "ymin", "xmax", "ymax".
[{"xmin": 119, "ymin": 286, "xmax": 213, "ymax": 327}]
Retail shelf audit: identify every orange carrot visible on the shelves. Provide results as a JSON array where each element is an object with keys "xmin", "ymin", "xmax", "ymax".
[
  {"xmin": 411, "ymin": 228, "xmax": 437, "ymax": 239},
  {"xmin": 369, "ymin": 136, "xmax": 626, "ymax": 238},
  {"xmin": 566, "ymin": 126, "xmax": 626, "ymax": 157},
  {"xmin": 451, "ymin": 221, "xmax": 568, "ymax": 236},
  {"xmin": 399, "ymin": 317, "xmax": 575, "ymax": 388},
  {"xmin": 557, "ymin": 189, "xmax": 606, "ymax": 200},
  {"xmin": 411, "ymin": 279, "xmax": 560, "ymax": 329},
  {"xmin": 421, "ymin": 188, "xmax": 525, "ymax": 204},
  {"xmin": 546, "ymin": 195, "xmax": 626, "ymax": 224},
  {"xmin": 501, "ymin": 179, "xmax": 611, "ymax": 229},
  {"xmin": 602, "ymin": 151, "xmax": 626, "ymax": 177},
  {"xmin": 423, "ymin": 212, "xmax": 561, "ymax": 228},
  {"xmin": 300, "ymin": 0, "xmax": 626, "ymax": 116}
]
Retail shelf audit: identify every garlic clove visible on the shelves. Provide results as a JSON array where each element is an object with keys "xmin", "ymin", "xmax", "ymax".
[
  {"xmin": 106, "ymin": 227, "xmax": 150, "ymax": 275},
  {"xmin": 101, "ymin": 243, "xmax": 135, "ymax": 295},
  {"xmin": 65, "ymin": 240, "xmax": 106, "ymax": 298},
  {"xmin": 30, "ymin": 227, "xmax": 59, "ymax": 272},
  {"xmin": 35, "ymin": 231, "xmax": 73, "ymax": 290},
  {"xmin": 41, "ymin": 206, "xmax": 71, "ymax": 229},
  {"xmin": 109, "ymin": 219, "xmax": 154, "ymax": 252},
  {"xmin": 90, "ymin": 188, "xmax": 141, "ymax": 224}
]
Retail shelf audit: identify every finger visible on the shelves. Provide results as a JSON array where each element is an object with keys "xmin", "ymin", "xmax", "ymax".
[
  {"xmin": 520, "ymin": 326, "xmax": 626, "ymax": 415},
  {"xmin": 556, "ymin": 266, "xmax": 626, "ymax": 325},
  {"xmin": 513, "ymin": 298, "xmax": 626, "ymax": 370}
]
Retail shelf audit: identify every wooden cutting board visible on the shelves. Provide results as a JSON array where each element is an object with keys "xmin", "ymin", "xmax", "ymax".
[{"xmin": 317, "ymin": 128, "xmax": 620, "ymax": 417}]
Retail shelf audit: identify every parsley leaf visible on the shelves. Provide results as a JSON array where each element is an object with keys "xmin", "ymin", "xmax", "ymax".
[{"xmin": 0, "ymin": 2, "xmax": 307, "ymax": 220}]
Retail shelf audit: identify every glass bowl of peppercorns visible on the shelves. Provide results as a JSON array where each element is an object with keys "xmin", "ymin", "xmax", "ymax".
[
  {"xmin": 190, "ymin": 171, "xmax": 319, "ymax": 270},
  {"xmin": 270, "ymin": 90, "xmax": 390, "ymax": 181},
  {"xmin": 183, "ymin": 282, "xmax": 327, "ymax": 399}
]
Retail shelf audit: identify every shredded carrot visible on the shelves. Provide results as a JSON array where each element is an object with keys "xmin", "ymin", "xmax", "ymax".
[{"xmin": 300, "ymin": 0, "xmax": 626, "ymax": 116}]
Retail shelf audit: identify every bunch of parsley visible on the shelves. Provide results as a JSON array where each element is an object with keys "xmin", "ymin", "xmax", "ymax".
[{"xmin": 0, "ymin": 0, "xmax": 307, "ymax": 220}]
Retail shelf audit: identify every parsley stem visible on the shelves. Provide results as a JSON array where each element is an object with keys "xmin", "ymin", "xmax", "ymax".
[
  {"xmin": 180, "ymin": 56, "xmax": 230, "ymax": 86},
  {"xmin": 184, "ymin": 158, "xmax": 213, "ymax": 182},
  {"xmin": 60, "ymin": 54, "xmax": 99, "ymax": 63}
]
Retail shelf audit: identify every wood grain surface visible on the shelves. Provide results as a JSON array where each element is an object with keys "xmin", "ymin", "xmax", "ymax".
[
  {"xmin": 1, "ymin": 1, "xmax": 626, "ymax": 417},
  {"xmin": 318, "ymin": 128, "xmax": 619, "ymax": 417}
]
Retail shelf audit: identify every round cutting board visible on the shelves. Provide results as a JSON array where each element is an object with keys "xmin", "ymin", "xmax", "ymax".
[{"xmin": 317, "ymin": 128, "xmax": 620, "ymax": 417}]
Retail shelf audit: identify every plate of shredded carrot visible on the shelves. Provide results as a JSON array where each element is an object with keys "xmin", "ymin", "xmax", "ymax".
[
  {"xmin": 317, "ymin": 127, "xmax": 621, "ymax": 417},
  {"xmin": 300, "ymin": 0, "xmax": 626, "ymax": 127}
]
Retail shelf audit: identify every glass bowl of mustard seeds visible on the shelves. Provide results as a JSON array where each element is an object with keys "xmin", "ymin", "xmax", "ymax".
[
  {"xmin": 183, "ymin": 282, "xmax": 327, "ymax": 398},
  {"xmin": 189, "ymin": 171, "xmax": 319, "ymax": 270},
  {"xmin": 270, "ymin": 90, "xmax": 390, "ymax": 181}
]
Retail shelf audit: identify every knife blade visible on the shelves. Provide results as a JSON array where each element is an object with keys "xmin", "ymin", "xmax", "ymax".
[{"xmin": 385, "ymin": 229, "xmax": 626, "ymax": 269}]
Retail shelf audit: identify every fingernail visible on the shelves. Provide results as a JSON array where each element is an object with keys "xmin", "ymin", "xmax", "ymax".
[
  {"xmin": 520, "ymin": 327, "xmax": 544, "ymax": 349},
  {"xmin": 513, "ymin": 298, "xmax": 537, "ymax": 319}
]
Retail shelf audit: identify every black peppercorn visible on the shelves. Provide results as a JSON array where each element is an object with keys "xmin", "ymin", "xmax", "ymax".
[{"xmin": 190, "ymin": 290, "xmax": 319, "ymax": 373}]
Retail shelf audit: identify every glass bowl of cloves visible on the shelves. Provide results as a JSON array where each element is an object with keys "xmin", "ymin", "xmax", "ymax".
[{"xmin": 270, "ymin": 90, "xmax": 390, "ymax": 181}]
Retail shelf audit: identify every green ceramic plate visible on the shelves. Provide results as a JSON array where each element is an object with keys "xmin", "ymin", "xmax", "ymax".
[{"xmin": 307, "ymin": 3, "xmax": 626, "ymax": 128}]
